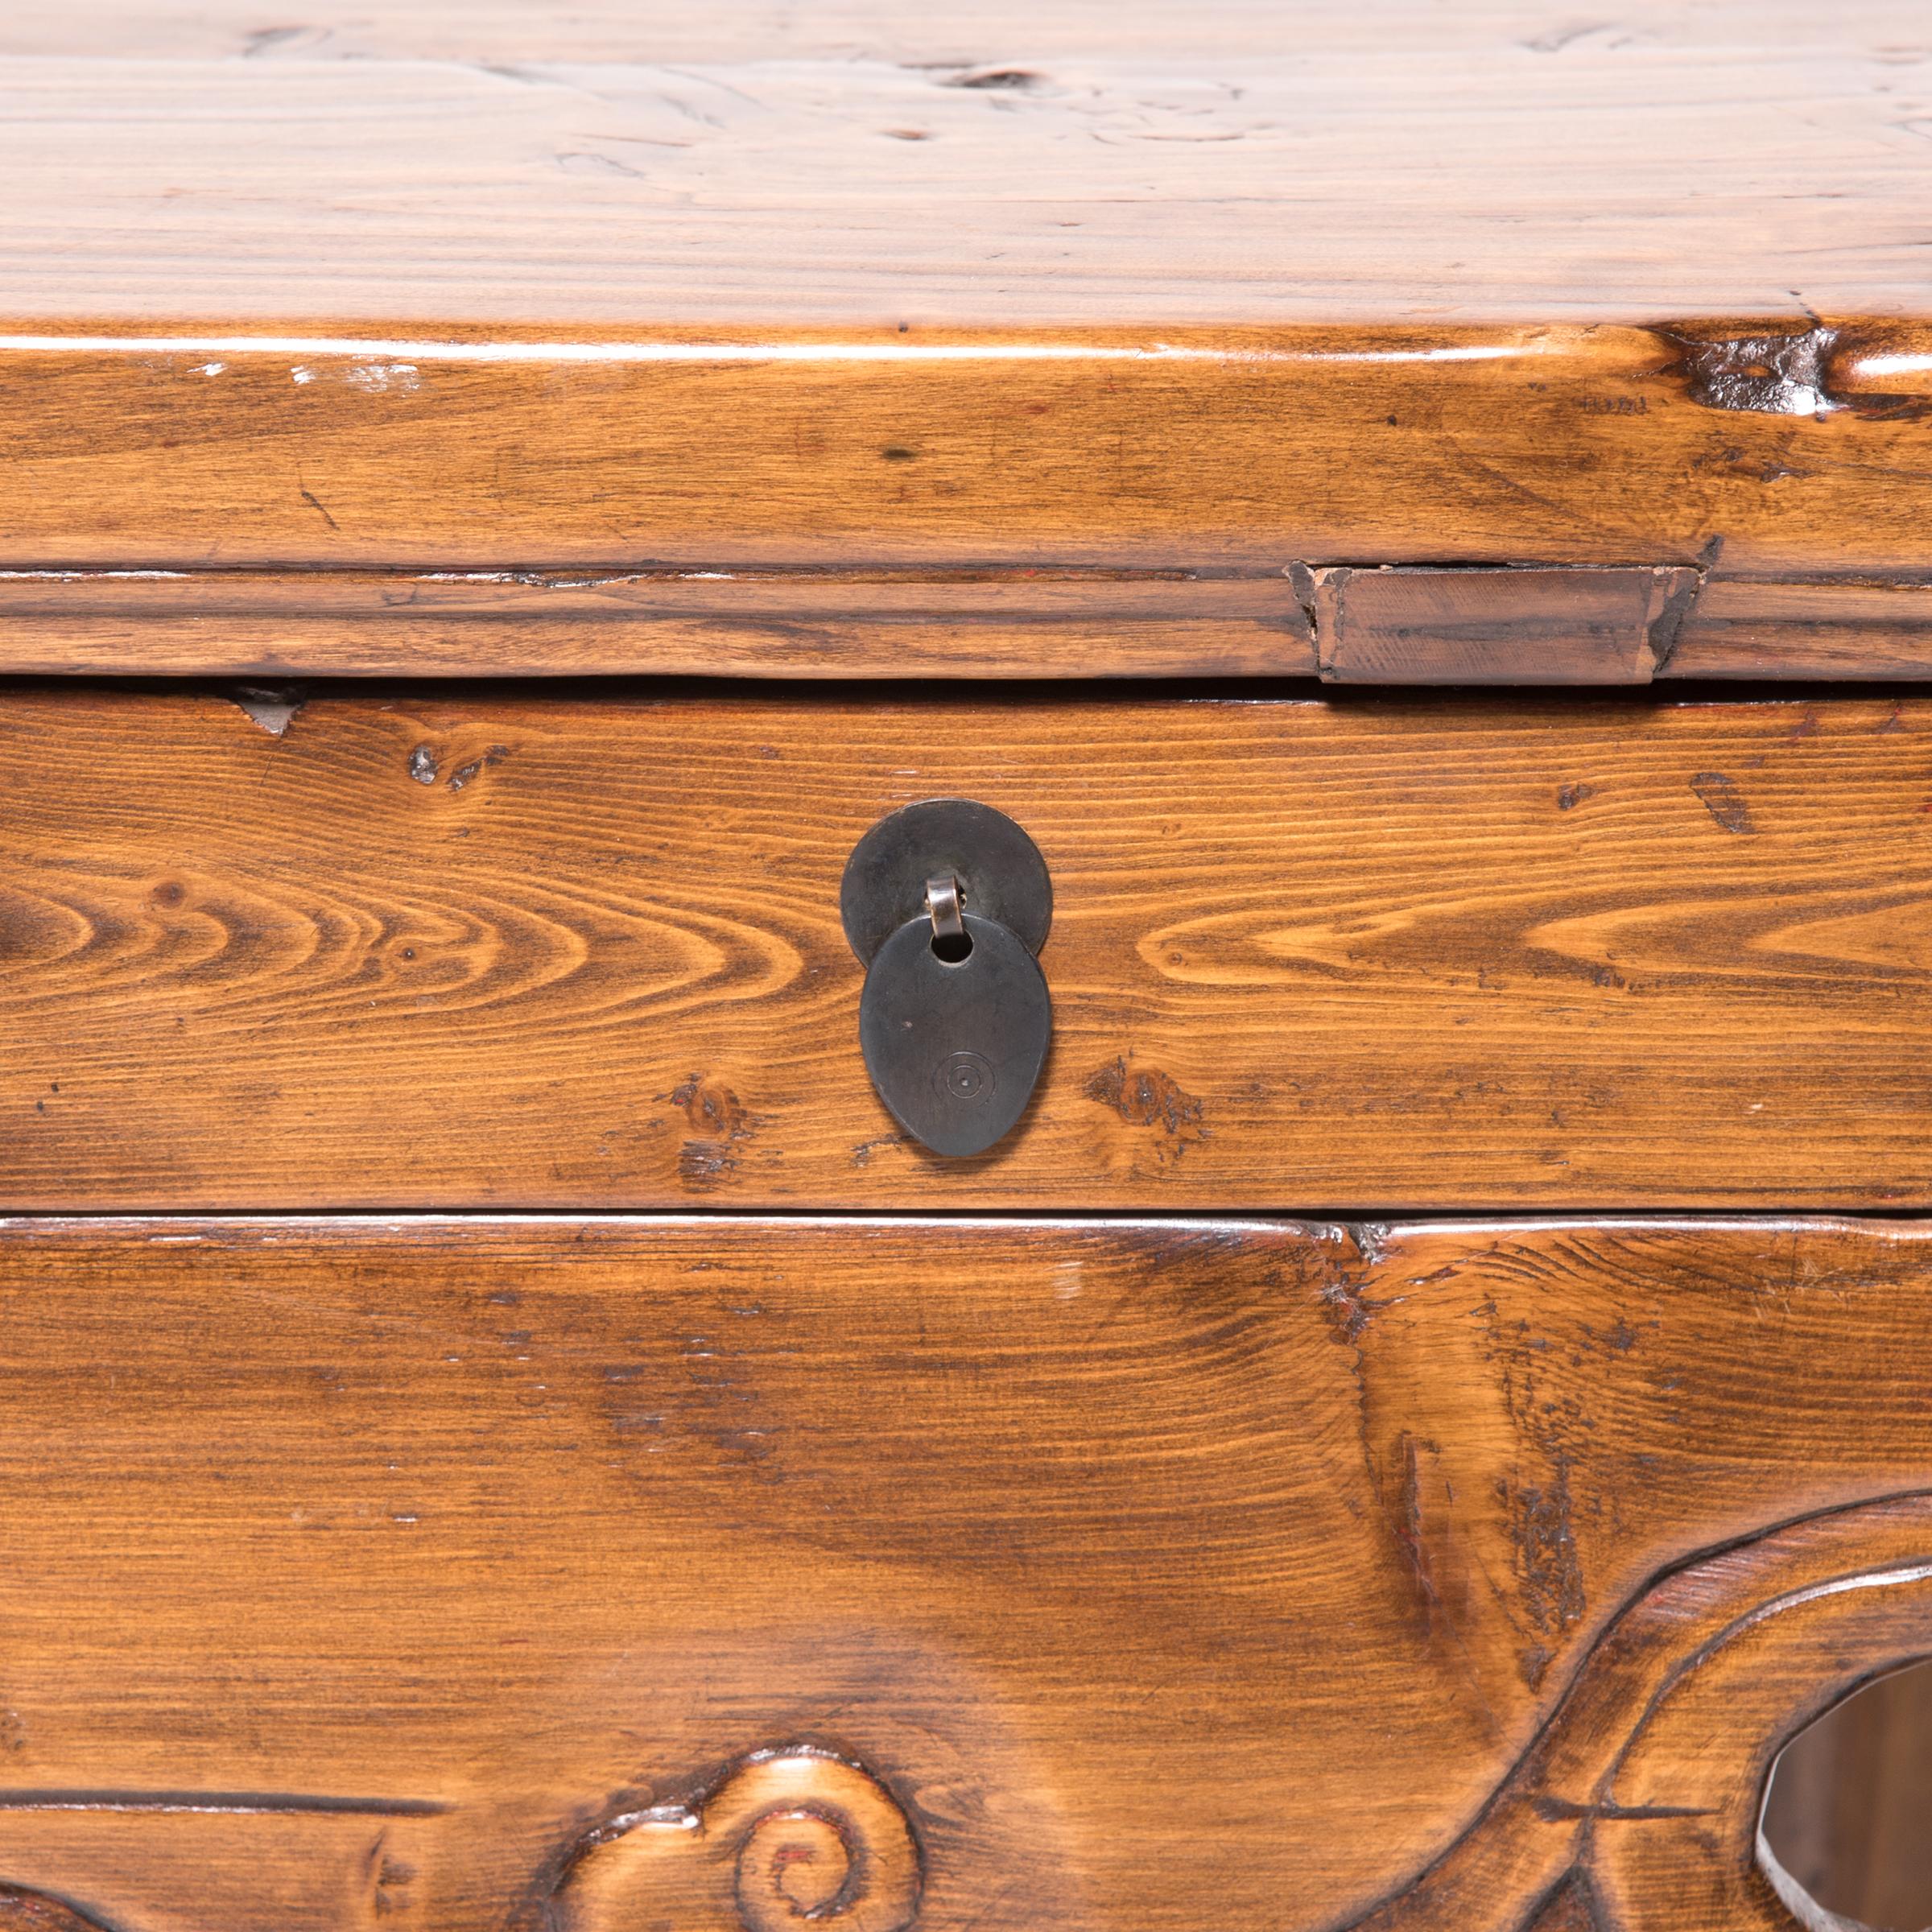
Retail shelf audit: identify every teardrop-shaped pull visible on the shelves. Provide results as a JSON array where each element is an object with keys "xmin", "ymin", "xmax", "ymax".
[
  {"xmin": 842, "ymin": 800, "xmax": 1053, "ymax": 1158},
  {"xmin": 858, "ymin": 911, "xmax": 1051, "ymax": 1157}
]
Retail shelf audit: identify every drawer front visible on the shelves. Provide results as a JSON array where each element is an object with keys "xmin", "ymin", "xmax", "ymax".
[
  {"xmin": 3, "ymin": 690, "xmax": 1932, "ymax": 1208},
  {"xmin": 0, "ymin": 1216, "xmax": 1921, "ymax": 1932}
]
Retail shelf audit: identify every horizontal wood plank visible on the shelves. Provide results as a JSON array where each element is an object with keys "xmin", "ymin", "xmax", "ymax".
[
  {"xmin": 6, "ymin": 690, "xmax": 1932, "ymax": 1208},
  {"xmin": 0, "ymin": 1216, "xmax": 1921, "ymax": 1932},
  {"xmin": 0, "ymin": 325, "xmax": 1930, "ymax": 588},
  {"xmin": 1668, "ymin": 576, "xmax": 1932, "ymax": 679},
  {"xmin": 0, "ymin": 1, "xmax": 1908, "ymax": 64},
  {"xmin": 0, "ymin": 7, "xmax": 1926, "ymax": 326},
  {"xmin": 0, "ymin": 567, "xmax": 1319, "ymax": 680}
]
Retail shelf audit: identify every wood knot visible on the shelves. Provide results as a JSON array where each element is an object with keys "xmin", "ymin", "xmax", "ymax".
[
  {"xmin": 667, "ymin": 1075, "xmax": 758, "ymax": 1191},
  {"xmin": 1085, "ymin": 1055, "xmax": 1207, "ymax": 1162}
]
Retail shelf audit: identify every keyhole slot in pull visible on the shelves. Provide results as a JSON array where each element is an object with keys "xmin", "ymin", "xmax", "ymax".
[{"xmin": 927, "ymin": 873, "xmax": 974, "ymax": 964}]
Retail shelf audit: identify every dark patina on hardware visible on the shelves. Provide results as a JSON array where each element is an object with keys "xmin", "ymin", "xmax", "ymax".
[{"xmin": 841, "ymin": 799, "xmax": 1052, "ymax": 1158}]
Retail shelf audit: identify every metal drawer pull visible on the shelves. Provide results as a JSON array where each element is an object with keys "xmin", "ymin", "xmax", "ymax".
[{"xmin": 840, "ymin": 799, "xmax": 1052, "ymax": 1158}]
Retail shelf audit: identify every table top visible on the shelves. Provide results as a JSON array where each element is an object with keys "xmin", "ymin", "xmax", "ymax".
[
  {"xmin": 4, "ymin": 0, "xmax": 1929, "ymax": 327},
  {"xmin": 2, "ymin": 1, "xmax": 1929, "ymax": 638}
]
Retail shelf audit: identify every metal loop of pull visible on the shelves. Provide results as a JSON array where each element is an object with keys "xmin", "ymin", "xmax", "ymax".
[{"xmin": 926, "ymin": 873, "xmax": 968, "ymax": 958}]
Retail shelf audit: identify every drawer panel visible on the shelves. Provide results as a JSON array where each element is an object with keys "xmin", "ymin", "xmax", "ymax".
[
  {"xmin": 0, "ymin": 1216, "xmax": 1922, "ymax": 1932},
  {"xmin": 6, "ymin": 690, "xmax": 1932, "ymax": 1208}
]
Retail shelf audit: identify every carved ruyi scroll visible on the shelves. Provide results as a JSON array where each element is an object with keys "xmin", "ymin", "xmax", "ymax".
[
  {"xmin": 1345, "ymin": 1492, "xmax": 1932, "ymax": 1932},
  {"xmin": 555, "ymin": 1748, "xmax": 922, "ymax": 1932},
  {"xmin": 0, "ymin": 1220, "xmax": 1926, "ymax": 1931}
]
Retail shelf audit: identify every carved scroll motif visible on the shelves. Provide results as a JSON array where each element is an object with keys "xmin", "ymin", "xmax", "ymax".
[
  {"xmin": 1340, "ymin": 1491, "xmax": 1932, "ymax": 1932},
  {"xmin": 557, "ymin": 1747, "xmax": 922, "ymax": 1932}
]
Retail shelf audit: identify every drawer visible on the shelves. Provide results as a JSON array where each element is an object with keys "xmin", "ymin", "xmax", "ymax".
[
  {"xmin": 3, "ymin": 688, "xmax": 1932, "ymax": 1208},
  {"xmin": 0, "ymin": 1215, "xmax": 1920, "ymax": 1932}
]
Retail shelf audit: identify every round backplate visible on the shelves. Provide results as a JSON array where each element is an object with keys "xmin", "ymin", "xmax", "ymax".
[{"xmin": 840, "ymin": 799, "xmax": 1053, "ymax": 965}]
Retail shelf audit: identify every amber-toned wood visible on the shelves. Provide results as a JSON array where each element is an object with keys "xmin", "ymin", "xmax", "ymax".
[
  {"xmin": 0, "ymin": 1216, "xmax": 1921, "ymax": 1932},
  {"xmin": 0, "ymin": 568, "xmax": 1318, "ymax": 681},
  {"xmin": 0, "ymin": 10, "xmax": 1924, "ymax": 673},
  {"xmin": 1671, "ymin": 578, "xmax": 1932, "ymax": 682},
  {"xmin": 560, "ymin": 1752, "xmax": 922, "ymax": 1932},
  {"xmin": 1350, "ymin": 1495, "xmax": 1932, "ymax": 1932},
  {"xmin": 6, "ymin": 688, "xmax": 1932, "ymax": 1209},
  {"xmin": 6, "ymin": 564, "xmax": 1932, "ymax": 684},
  {"xmin": 0, "ymin": 324, "xmax": 1929, "ymax": 593}
]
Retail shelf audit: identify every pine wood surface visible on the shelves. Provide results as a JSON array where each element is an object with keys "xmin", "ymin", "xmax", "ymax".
[
  {"xmin": 5, "ymin": 688, "xmax": 1932, "ymax": 1209},
  {"xmin": 0, "ymin": 1215, "xmax": 1921, "ymax": 1932},
  {"xmin": 0, "ymin": 3, "xmax": 1926, "ymax": 326},
  {"xmin": 0, "ymin": 567, "xmax": 1318, "ymax": 682},
  {"xmin": 4, "ymin": 566, "xmax": 1932, "ymax": 683},
  {"xmin": 1, "ymin": 323, "xmax": 1930, "ymax": 591}
]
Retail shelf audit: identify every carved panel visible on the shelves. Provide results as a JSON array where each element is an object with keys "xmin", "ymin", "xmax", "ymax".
[
  {"xmin": 1342, "ymin": 1492, "xmax": 1932, "ymax": 1932},
  {"xmin": 0, "ymin": 1220, "xmax": 1918, "ymax": 1930}
]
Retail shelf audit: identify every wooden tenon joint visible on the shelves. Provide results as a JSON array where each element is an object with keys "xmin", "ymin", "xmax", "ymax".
[{"xmin": 1303, "ymin": 565, "xmax": 1702, "ymax": 686}]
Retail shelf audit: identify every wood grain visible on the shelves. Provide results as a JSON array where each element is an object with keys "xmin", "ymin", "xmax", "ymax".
[
  {"xmin": 0, "ymin": 1216, "xmax": 1920, "ymax": 1932},
  {"xmin": 1, "ymin": 324, "xmax": 1931, "ymax": 588},
  {"xmin": 0, "ymin": 568, "xmax": 1319, "ymax": 681},
  {"xmin": 1670, "ymin": 577, "xmax": 1932, "ymax": 681},
  {"xmin": 1348, "ymin": 1492, "xmax": 1932, "ymax": 1932},
  {"xmin": 6, "ymin": 563, "xmax": 1932, "ymax": 683},
  {"xmin": 1308, "ymin": 568, "xmax": 1697, "ymax": 685},
  {"xmin": 2, "ymin": 1, "xmax": 1913, "ymax": 65},
  {"xmin": 0, "ymin": 6, "xmax": 1926, "ymax": 325},
  {"xmin": 10, "ymin": 689, "xmax": 1932, "ymax": 1208},
  {"xmin": 0, "ymin": 9, "xmax": 1926, "ymax": 667}
]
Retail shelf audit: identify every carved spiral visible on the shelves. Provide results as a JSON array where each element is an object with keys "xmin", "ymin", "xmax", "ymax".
[
  {"xmin": 737, "ymin": 1804, "xmax": 869, "ymax": 1931},
  {"xmin": 559, "ymin": 1746, "xmax": 922, "ymax": 1932},
  {"xmin": 728, "ymin": 1760, "xmax": 920, "ymax": 1932}
]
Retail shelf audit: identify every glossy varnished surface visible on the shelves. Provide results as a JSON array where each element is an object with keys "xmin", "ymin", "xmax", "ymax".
[
  {"xmin": 0, "ymin": 1216, "xmax": 1921, "ymax": 1931},
  {"xmin": 0, "ymin": 565, "xmax": 1319, "ymax": 681},
  {"xmin": 4, "ymin": 689, "xmax": 1932, "ymax": 1208},
  {"xmin": 2, "ymin": 324, "xmax": 1932, "ymax": 591}
]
